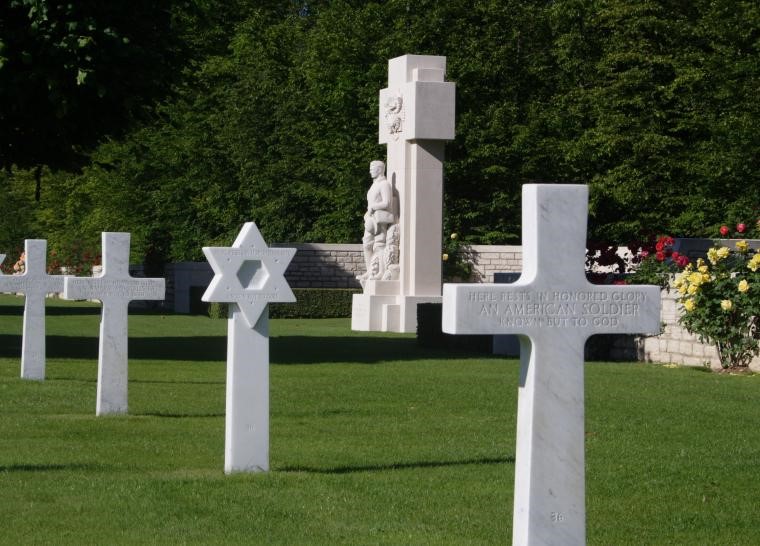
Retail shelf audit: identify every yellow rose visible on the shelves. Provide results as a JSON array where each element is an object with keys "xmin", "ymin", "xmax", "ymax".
[
  {"xmin": 688, "ymin": 284, "xmax": 699, "ymax": 295},
  {"xmin": 450, "ymin": 233, "xmax": 458, "ymax": 240},
  {"xmin": 707, "ymin": 248, "xmax": 719, "ymax": 264},
  {"xmin": 736, "ymin": 240, "xmax": 749, "ymax": 253},
  {"xmin": 698, "ymin": 265, "xmax": 709, "ymax": 274},
  {"xmin": 688, "ymin": 272, "xmax": 703, "ymax": 285},
  {"xmin": 720, "ymin": 299, "xmax": 733, "ymax": 312},
  {"xmin": 701, "ymin": 273, "xmax": 710, "ymax": 283},
  {"xmin": 738, "ymin": 279, "xmax": 749, "ymax": 293},
  {"xmin": 683, "ymin": 299, "xmax": 696, "ymax": 312},
  {"xmin": 697, "ymin": 258, "xmax": 705, "ymax": 268},
  {"xmin": 717, "ymin": 247, "xmax": 730, "ymax": 259},
  {"xmin": 749, "ymin": 254, "xmax": 760, "ymax": 272},
  {"xmin": 678, "ymin": 283, "xmax": 688, "ymax": 295},
  {"xmin": 442, "ymin": 253, "xmax": 449, "ymax": 261}
]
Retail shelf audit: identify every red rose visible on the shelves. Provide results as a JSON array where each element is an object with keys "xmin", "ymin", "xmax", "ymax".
[
  {"xmin": 719, "ymin": 225, "xmax": 729, "ymax": 236},
  {"xmin": 655, "ymin": 241, "xmax": 665, "ymax": 251},
  {"xmin": 737, "ymin": 223, "xmax": 746, "ymax": 233},
  {"xmin": 671, "ymin": 251, "xmax": 679, "ymax": 260},
  {"xmin": 656, "ymin": 251, "xmax": 665, "ymax": 261},
  {"xmin": 677, "ymin": 255, "xmax": 690, "ymax": 268}
]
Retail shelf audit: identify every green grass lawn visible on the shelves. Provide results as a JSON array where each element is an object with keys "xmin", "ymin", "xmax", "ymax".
[{"xmin": 0, "ymin": 295, "xmax": 758, "ymax": 545}]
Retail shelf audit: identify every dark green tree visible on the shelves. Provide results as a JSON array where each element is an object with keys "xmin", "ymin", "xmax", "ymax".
[{"xmin": 0, "ymin": 0, "xmax": 181, "ymax": 198}]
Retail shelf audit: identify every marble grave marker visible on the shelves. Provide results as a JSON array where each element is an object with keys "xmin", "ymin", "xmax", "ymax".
[
  {"xmin": 0, "ymin": 240, "xmax": 65, "ymax": 380},
  {"xmin": 63, "ymin": 233, "xmax": 165, "ymax": 415},
  {"xmin": 442, "ymin": 184, "xmax": 661, "ymax": 545},
  {"xmin": 202, "ymin": 222, "xmax": 296, "ymax": 473}
]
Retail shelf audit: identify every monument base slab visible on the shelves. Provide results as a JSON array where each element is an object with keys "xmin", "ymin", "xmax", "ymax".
[{"xmin": 352, "ymin": 293, "xmax": 441, "ymax": 333}]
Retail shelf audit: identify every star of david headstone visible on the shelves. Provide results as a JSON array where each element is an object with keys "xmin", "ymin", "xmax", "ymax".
[
  {"xmin": 202, "ymin": 222, "xmax": 296, "ymax": 473},
  {"xmin": 202, "ymin": 222, "xmax": 296, "ymax": 328}
]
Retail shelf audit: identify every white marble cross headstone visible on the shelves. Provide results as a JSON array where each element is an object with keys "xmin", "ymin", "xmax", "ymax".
[
  {"xmin": 0, "ymin": 240, "xmax": 65, "ymax": 380},
  {"xmin": 63, "ymin": 233, "xmax": 165, "ymax": 415},
  {"xmin": 442, "ymin": 184, "xmax": 661, "ymax": 545},
  {"xmin": 202, "ymin": 222, "xmax": 296, "ymax": 474}
]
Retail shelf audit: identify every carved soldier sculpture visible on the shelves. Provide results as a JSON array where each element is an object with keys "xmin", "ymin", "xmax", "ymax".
[{"xmin": 359, "ymin": 160, "xmax": 400, "ymax": 284}]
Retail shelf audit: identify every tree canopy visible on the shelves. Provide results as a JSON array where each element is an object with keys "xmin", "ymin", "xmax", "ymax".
[{"xmin": 1, "ymin": 0, "xmax": 758, "ymax": 266}]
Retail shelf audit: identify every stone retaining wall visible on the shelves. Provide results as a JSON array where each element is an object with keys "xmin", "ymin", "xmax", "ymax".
[
  {"xmin": 164, "ymin": 243, "xmax": 524, "ymax": 311},
  {"xmin": 467, "ymin": 245, "xmax": 523, "ymax": 282},
  {"xmin": 164, "ymin": 240, "xmax": 759, "ymax": 372}
]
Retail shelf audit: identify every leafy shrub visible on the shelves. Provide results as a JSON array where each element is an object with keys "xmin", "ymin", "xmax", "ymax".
[{"xmin": 674, "ymin": 240, "xmax": 760, "ymax": 369}]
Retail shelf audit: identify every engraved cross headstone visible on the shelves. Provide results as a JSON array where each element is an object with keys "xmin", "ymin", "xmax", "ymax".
[
  {"xmin": 0, "ymin": 240, "xmax": 65, "ymax": 380},
  {"xmin": 202, "ymin": 222, "xmax": 296, "ymax": 473},
  {"xmin": 63, "ymin": 233, "xmax": 165, "ymax": 415},
  {"xmin": 442, "ymin": 185, "xmax": 661, "ymax": 545}
]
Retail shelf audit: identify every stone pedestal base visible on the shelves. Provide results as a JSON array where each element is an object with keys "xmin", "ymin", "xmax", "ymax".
[{"xmin": 351, "ymin": 280, "xmax": 440, "ymax": 333}]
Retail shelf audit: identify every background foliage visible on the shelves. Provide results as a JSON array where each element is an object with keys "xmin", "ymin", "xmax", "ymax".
[{"xmin": 1, "ymin": 0, "xmax": 758, "ymax": 267}]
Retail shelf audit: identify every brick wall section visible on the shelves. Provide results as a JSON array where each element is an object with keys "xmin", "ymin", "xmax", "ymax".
[
  {"xmin": 280, "ymin": 243, "xmax": 365, "ymax": 289},
  {"xmin": 467, "ymin": 245, "xmax": 523, "ymax": 282},
  {"xmin": 274, "ymin": 243, "xmax": 523, "ymax": 288}
]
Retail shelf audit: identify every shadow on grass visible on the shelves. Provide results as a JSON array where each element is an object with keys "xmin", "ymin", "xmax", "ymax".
[
  {"xmin": 0, "ymin": 334, "xmax": 226, "ymax": 361},
  {"xmin": 271, "ymin": 336, "xmax": 494, "ymax": 364},
  {"xmin": 136, "ymin": 412, "xmax": 224, "ymax": 418},
  {"xmin": 279, "ymin": 455, "xmax": 514, "ymax": 475},
  {"xmin": 0, "ymin": 303, "xmax": 166, "ymax": 316},
  {"xmin": 0, "ymin": 463, "xmax": 111, "ymax": 473},
  {"xmin": 0, "ymin": 334, "xmax": 492, "ymax": 364}
]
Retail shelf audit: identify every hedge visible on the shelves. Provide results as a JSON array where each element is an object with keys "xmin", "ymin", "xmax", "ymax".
[{"xmin": 208, "ymin": 288, "xmax": 360, "ymax": 319}]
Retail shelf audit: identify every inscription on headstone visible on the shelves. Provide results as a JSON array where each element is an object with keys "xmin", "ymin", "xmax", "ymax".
[{"xmin": 443, "ymin": 185, "xmax": 661, "ymax": 545}]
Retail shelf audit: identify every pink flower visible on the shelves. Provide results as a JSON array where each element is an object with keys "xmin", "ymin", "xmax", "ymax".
[
  {"xmin": 737, "ymin": 223, "xmax": 746, "ymax": 233},
  {"xmin": 719, "ymin": 225, "xmax": 729, "ymax": 236}
]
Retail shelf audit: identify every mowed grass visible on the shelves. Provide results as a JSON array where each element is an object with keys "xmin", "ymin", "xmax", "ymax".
[{"xmin": 0, "ymin": 295, "xmax": 758, "ymax": 545}]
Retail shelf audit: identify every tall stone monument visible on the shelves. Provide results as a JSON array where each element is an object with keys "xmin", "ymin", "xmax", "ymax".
[
  {"xmin": 442, "ymin": 185, "xmax": 661, "ymax": 545},
  {"xmin": 351, "ymin": 54, "xmax": 455, "ymax": 333}
]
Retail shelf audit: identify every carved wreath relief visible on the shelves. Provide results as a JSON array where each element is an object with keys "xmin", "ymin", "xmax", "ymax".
[{"xmin": 384, "ymin": 93, "xmax": 404, "ymax": 140}]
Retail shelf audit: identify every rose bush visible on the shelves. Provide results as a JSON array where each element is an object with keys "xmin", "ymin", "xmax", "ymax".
[
  {"xmin": 626, "ymin": 235, "xmax": 689, "ymax": 289},
  {"xmin": 673, "ymin": 238, "xmax": 760, "ymax": 370}
]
